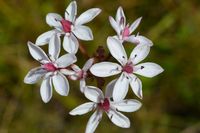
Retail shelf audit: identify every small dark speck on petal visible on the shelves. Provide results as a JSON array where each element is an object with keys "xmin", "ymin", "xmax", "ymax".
[
  {"xmin": 134, "ymin": 77, "xmax": 137, "ymax": 81},
  {"xmin": 110, "ymin": 114, "xmax": 113, "ymax": 119}
]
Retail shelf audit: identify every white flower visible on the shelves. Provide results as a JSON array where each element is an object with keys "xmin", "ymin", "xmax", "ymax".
[
  {"xmin": 35, "ymin": 1, "xmax": 101, "ymax": 54},
  {"xmin": 90, "ymin": 37, "xmax": 164, "ymax": 101},
  {"xmin": 69, "ymin": 58, "xmax": 94, "ymax": 92},
  {"xmin": 69, "ymin": 82, "xmax": 142, "ymax": 133},
  {"xmin": 24, "ymin": 35, "xmax": 77, "ymax": 103},
  {"xmin": 109, "ymin": 7, "xmax": 153, "ymax": 46}
]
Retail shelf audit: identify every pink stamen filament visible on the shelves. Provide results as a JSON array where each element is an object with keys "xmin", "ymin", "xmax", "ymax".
[
  {"xmin": 43, "ymin": 63, "xmax": 57, "ymax": 72},
  {"xmin": 60, "ymin": 19, "xmax": 72, "ymax": 33},
  {"xmin": 122, "ymin": 26, "xmax": 130, "ymax": 38},
  {"xmin": 77, "ymin": 70, "xmax": 86, "ymax": 80},
  {"xmin": 122, "ymin": 63, "xmax": 134, "ymax": 73},
  {"xmin": 98, "ymin": 98, "xmax": 110, "ymax": 112}
]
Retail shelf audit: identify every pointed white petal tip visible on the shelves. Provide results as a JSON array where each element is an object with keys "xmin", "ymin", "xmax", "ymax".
[
  {"xmin": 24, "ymin": 67, "xmax": 47, "ymax": 84},
  {"xmin": 52, "ymin": 74, "xmax": 69, "ymax": 96},
  {"xmin": 113, "ymin": 99, "xmax": 142, "ymax": 112},
  {"xmin": 107, "ymin": 37, "xmax": 127, "ymax": 65},
  {"xmin": 75, "ymin": 8, "xmax": 101, "ymax": 25},
  {"xmin": 82, "ymin": 58, "xmax": 95, "ymax": 71},
  {"xmin": 35, "ymin": 30, "xmax": 56, "ymax": 46},
  {"xmin": 73, "ymin": 26, "xmax": 93, "ymax": 40},
  {"xmin": 134, "ymin": 63, "xmax": 164, "ymax": 78},
  {"xmin": 118, "ymin": 6, "xmax": 123, "ymax": 11},
  {"xmin": 40, "ymin": 78, "xmax": 52, "ymax": 103},
  {"xmin": 27, "ymin": 41, "xmax": 50, "ymax": 63},
  {"xmin": 138, "ymin": 16, "xmax": 143, "ymax": 21},
  {"xmin": 69, "ymin": 102, "xmax": 95, "ymax": 116},
  {"xmin": 46, "ymin": 13, "xmax": 62, "ymax": 27},
  {"xmin": 107, "ymin": 109, "xmax": 130, "ymax": 128},
  {"xmin": 84, "ymin": 86, "xmax": 104, "ymax": 103},
  {"xmin": 90, "ymin": 62, "xmax": 122, "ymax": 77},
  {"xmin": 113, "ymin": 73, "xmax": 129, "ymax": 102}
]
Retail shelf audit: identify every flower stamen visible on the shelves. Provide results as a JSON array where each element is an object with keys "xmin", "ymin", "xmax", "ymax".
[
  {"xmin": 122, "ymin": 63, "xmax": 134, "ymax": 73},
  {"xmin": 61, "ymin": 19, "xmax": 72, "ymax": 33},
  {"xmin": 43, "ymin": 63, "xmax": 57, "ymax": 72},
  {"xmin": 98, "ymin": 98, "xmax": 110, "ymax": 112},
  {"xmin": 122, "ymin": 26, "xmax": 130, "ymax": 38}
]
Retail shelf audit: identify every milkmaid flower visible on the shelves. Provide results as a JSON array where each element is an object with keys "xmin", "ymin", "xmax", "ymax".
[
  {"xmin": 69, "ymin": 58, "xmax": 94, "ymax": 92},
  {"xmin": 24, "ymin": 35, "xmax": 77, "ymax": 103},
  {"xmin": 109, "ymin": 6, "xmax": 153, "ymax": 46},
  {"xmin": 35, "ymin": 1, "xmax": 101, "ymax": 54},
  {"xmin": 90, "ymin": 37, "xmax": 164, "ymax": 101},
  {"xmin": 69, "ymin": 82, "xmax": 142, "ymax": 133}
]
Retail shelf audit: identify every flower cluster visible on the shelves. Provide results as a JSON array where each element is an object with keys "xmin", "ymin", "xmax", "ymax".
[{"xmin": 24, "ymin": 1, "xmax": 164, "ymax": 133}]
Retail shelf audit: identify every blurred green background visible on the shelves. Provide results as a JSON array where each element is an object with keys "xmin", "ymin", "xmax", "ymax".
[{"xmin": 0, "ymin": 0, "xmax": 200, "ymax": 133}]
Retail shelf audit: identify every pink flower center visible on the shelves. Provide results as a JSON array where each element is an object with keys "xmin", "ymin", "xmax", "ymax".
[
  {"xmin": 98, "ymin": 98, "xmax": 110, "ymax": 112},
  {"xmin": 43, "ymin": 63, "xmax": 57, "ymax": 72},
  {"xmin": 77, "ymin": 70, "xmax": 87, "ymax": 80},
  {"xmin": 60, "ymin": 19, "xmax": 72, "ymax": 33},
  {"xmin": 122, "ymin": 63, "xmax": 134, "ymax": 73},
  {"xmin": 122, "ymin": 26, "xmax": 130, "ymax": 38}
]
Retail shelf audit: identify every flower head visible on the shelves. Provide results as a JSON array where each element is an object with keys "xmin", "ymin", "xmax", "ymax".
[
  {"xmin": 90, "ymin": 37, "xmax": 164, "ymax": 101},
  {"xmin": 69, "ymin": 82, "xmax": 142, "ymax": 133},
  {"xmin": 35, "ymin": 1, "xmax": 101, "ymax": 54},
  {"xmin": 69, "ymin": 58, "xmax": 94, "ymax": 92},
  {"xmin": 109, "ymin": 7, "xmax": 153, "ymax": 46},
  {"xmin": 24, "ymin": 35, "xmax": 77, "ymax": 103}
]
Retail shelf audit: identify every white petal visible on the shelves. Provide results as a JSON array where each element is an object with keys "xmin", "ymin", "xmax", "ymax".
[
  {"xmin": 46, "ymin": 13, "xmax": 62, "ymax": 27},
  {"xmin": 27, "ymin": 41, "xmax": 49, "ymax": 63},
  {"xmin": 129, "ymin": 74, "xmax": 143, "ymax": 99},
  {"xmin": 105, "ymin": 79, "xmax": 117, "ymax": 98},
  {"xmin": 130, "ymin": 44, "xmax": 150, "ymax": 65},
  {"xmin": 126, "ymin": 35, "xmax": 153, "ymax": 46},
  {"xmin": 109, "ymin": 16, "xmax": 120, "ymax": 35},
  {"xmin": 80, "ymin": 79, "xmax": 86, "ymax": 92},
  {"xmin": 40, "ymin": 77, "xmax": 52, "ymax": 103},
  {"xmin": 134, "ymin": 62, "xmax": 164, "ymax": 78},
  {"xmin": 116, "ymin": 6, "xmax": 126, "ymax": 25},
  {"xmin": 75, "ymin": 8, "xmax": 101, "ymax": 25},
  {"xmin": 48, "ymin": 34, "xmax": 61, "ymax": 61},
  {"xmin": 68, "ymin": 75, "xmax": 78, "ymax": 80},
  {"xmin": 71, "ymin": 64, "xmax": 81, "ymax": 71},
  {"xmin": 107, "ymin": 37, "xmax": 127, "ymax": 65},
  {"xmin": 112, "ymin": 99, "xmax": 142, "ymax": 112},
  {"xmin": 56, "ymin": 54, "xmax": 77, "ymax": 68},
  {"xmin": 52, "ymin": 73, "xmax": 69, "ymax": 96},
  {"xmin": 113, "ymin": 73, "xmax": 129, "ymax": 102},
  {"xmin": 65, "ymin": 1, "xmax": 77, "ymax": 22},
  {"xmin": 35, "ymin": 30, "xmax": 57, "ymax": 46},
  {"xmin": 82, "ymin": 58, "xmax": 95, "ymax": 71},
  {"xmin": 84, "ymin": 86, "xmax": 104, "ymax": 103},
  {"xmin": 129, "ymin": 17, "xmax": 142, "ymax": 34},
  {"xmin": 59, "ymin": 69, "xmax": 75, "ymax": 75},
  {"xmin": 69, "ymin": 102, "xmax": 96, "ymax": 115},
  {"xmin": 90, "ymin": 62, "xmax": 122, "ymax": 77},
  {"xmin": 24, "ymin": 67, "xmax": 47, "ymax": 84},
  {"xmin": 85, "ymin": 111, "xmax": 102, "ymax": 133},
  {"xmin": 73, "ymin": 25, "xmax": 93, "ymax": 40},
  {"xmin": 63, "ymin": 34, "xmax": 79, "ymax": 54},
  {"xmin": 107, "ymin": 109, "xmax": 130, "ymax": 128}
]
